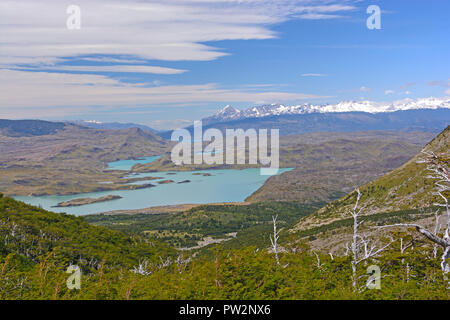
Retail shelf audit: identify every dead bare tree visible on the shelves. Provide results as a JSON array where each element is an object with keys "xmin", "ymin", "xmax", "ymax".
[
  {"xmin": 131, "ymin": 259, "xmax": 152, "ymax": 276},
  {"xmin": 157, "ymin": 257, "xmax": 173, "ymax": 269},
  {"xmin": 347, "ymin": 189, "xmax": 393, "ymax": 290},
  {"xmin": 175, "ymin": 255, "xmax": 191, "ymax": 274},
  {"xmin": 380, "ymin": 151, "xmax": 449, "ymax": 276},
  {"xmin": 313, "ymin": 251, "xmax": 324, "ymax": 271},
  {"xmin": 399, "ymin": 237, "xmax": 414, "ymax": 282},
  {"xmin": 433, "ymin": 210, "xmax": 442, "ymax": 259},
  {"xmin": 270, "ymin": 215, "xmax": 281, "ymax": 266}
]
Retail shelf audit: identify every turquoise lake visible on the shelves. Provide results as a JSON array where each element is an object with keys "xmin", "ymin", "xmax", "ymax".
[
  {"xmin": 106, "ymin": 156, "xmax": 161, "ymax": 170},
  {"xmin": 14, "ymin": 157, "xmax": 291, "ymax": 216}
]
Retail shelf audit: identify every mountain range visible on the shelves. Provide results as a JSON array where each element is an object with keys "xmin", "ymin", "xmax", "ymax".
[
  {"xmin": 203, "ymin": 97, "xmax": 450, "ymax": 124},
  {"xmin": 156, "ymin": 97, "xmax": 450, "ymax": 138}
]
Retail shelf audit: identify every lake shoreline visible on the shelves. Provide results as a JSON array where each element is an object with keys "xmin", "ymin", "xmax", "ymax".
[
  {"xmin": 13, "ymin": 155, "xmax": 293, "ymax": 216},
  {"xmin": 86, "ymin": 201, "xmax": 249, "ymax": 216}
]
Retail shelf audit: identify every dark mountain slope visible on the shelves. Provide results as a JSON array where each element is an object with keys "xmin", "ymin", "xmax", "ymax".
[{"xmin": 0, "ymin": 119, "xmax": 67, "ymax": 137}]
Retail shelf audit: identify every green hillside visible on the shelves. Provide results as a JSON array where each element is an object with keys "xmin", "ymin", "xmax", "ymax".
[
  {"xmin": 0, "ymin": 127, "xmax": 448, "ymax": 300},
  {"xmin": 85, "ymin": 202, "xmax": 320, "ymax": 250},
  {"xmin": 293, "ymin": 126, "xmax": 449, "ymax": 232},
  {"xmin": 0, "ymin": 193, "xmax": 174, "ymax": 270},
  {"xmin": 1, "ymin": 194, "xmax": 449, "ymax": 299}
]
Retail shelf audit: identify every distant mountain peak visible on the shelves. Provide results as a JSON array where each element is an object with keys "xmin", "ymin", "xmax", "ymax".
[
  {"xmin": 203, "ymin": 105, "xmax": 242, "ymax": 124},
  {"xmin": 217, "ymin": 105, "xmax": 240, "ymax": 115},
  {"xmin": 222, "ymin": 104, "xmax": 238, "ymax": 111}
]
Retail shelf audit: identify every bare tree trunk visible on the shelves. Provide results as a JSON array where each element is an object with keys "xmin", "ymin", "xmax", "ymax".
[
  {"xmin": 351, "ymin": 189, "xmax": 361, "ymax": 290},
  {"xmin": 270, "ymin": 215, "xmax": 281, "ymax": 266},
  {"xmin": 348, "ymin": 189, "xmax": 392, "ymax": 291}
]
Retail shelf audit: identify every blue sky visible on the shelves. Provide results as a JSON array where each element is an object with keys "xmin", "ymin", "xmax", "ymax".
[{"xmin": 0, "ymin": 0, "xmax": 449, "ymax": 129}]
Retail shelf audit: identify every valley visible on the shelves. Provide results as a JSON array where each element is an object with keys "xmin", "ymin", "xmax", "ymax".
[
  {"xmin": 0, "ymin": 119, "xmax": 448, "ymax": 300},
  {"xmin": 133, "ymin": 130, "xmax": 436, "ymax": 204},
  {"xmin": 0, "ymin": 120, "xmax": 170, "ymax": 196}
]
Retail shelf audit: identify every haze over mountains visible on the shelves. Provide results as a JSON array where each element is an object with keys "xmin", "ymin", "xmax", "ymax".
[
  {"xmin": 55, "ymin": 97, "xmax": 450, "ymax": 137},
  {"xmin": 69, "ymin": 120, "xmax": 158, "ymax": 133},
  {"xmin": 4, "ymin": 97, "xmax": 447, "ymax": 138}
]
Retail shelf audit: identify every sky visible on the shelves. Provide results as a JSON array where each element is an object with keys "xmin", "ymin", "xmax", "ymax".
[{"xmin": 0, "ymin": 0, "xmax": 449, "ymax": 130}]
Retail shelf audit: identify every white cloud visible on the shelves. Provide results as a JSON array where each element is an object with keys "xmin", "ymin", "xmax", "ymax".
[
  {"xmin": 296, "ymin": 13, "xmax": 342, "ymax": 20},
  {"xmin": 360, "ymin": 86, "xmax": 370, "ymax": 92},
  {"xmin": 385, "ymin": 90, "xmax": 395, "ymax": 95},
  {"xmin": 0, "ymin": 0, "xmax": 358, "ymax": 66},
  {"xmin": 0, "ymin": 69, "xmax": 326, "ymax": 117},
  {"xmin": 14, "ymin": 65, "xmax": 187, "ymax": 74},
  {"xmin": 400, "ymin": 82, "xmax": 416, "ymax": 90},
  {"xmin": 0, "ymin": 0, "xmax": 356, "ymax": 118},
  {"xmin": 301, "ymin": 73, "xmax": 326, "ymax": 77},
  {"xmin": 428, "ymin": 79, "xmax": 450, "ymax": 96}
]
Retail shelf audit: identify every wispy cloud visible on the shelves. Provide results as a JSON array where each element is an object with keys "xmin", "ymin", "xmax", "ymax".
[
  {"xmin": 360, "ymin": 86, "xmax": 370, "ymax": 92},
  {"xmin": 13, "ymin": 65, "xmax": 187, "ymax": 75},
  {"xmin": 295, "ymin": 13, "xmax": 342, "ymax": 20},
  {"xmin": 0, "ymin": 69, "xmax": 326, "ymax": 117},
  {"xmin": 301, "ymin": 73, "xmax": 327, "ymax": 77},
  {"xmin": 428, "ymin": 79, "xmax": 450, "ymax": 95},
  {"xmin": 384, "ymin": 90, "xmax": 395, "ymax": 95},
  {"xmin": 0, "ymin": 0, "xmax": 358, "ymax": 66},
  {"xmin": 400, "ymin": 82, "xmax": 416, "ymax": 90},
  {"xmin": 294, "ymin": 4, "xmax": 355, "ymax": 19},
  {"xmin": 0, "ymin": 0, "xmax": 360, "ymax": 120}
]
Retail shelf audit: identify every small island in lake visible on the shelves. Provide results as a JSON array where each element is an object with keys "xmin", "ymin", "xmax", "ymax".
[
  {"xmin": 157, "ymin": 180, "xmax": 175, "ymax": 184},
  {"xmin": 53, "ymin": 195, "xmax": 122, "ymax": 207}
]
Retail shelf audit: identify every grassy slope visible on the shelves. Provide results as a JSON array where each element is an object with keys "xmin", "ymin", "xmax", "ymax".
[
  {"xmin": 0, "ymin": 190, "xmax": 448, "ymax": 299},
  {"xmin": 0, "ymin": 194, "xmax": 174, "ymax": 270},
  {"xmin": 292, "ymin": 126, "xmax": 449, "ymax": 233},
  {"xmin": 85, "ymin": 202, "xmax": 320, "ymax": 250}
]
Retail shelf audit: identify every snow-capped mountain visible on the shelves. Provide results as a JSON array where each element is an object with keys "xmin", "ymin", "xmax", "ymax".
[{"xmin": 204, "ymin": 97, "xmax": 450, "ymax": 124}]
